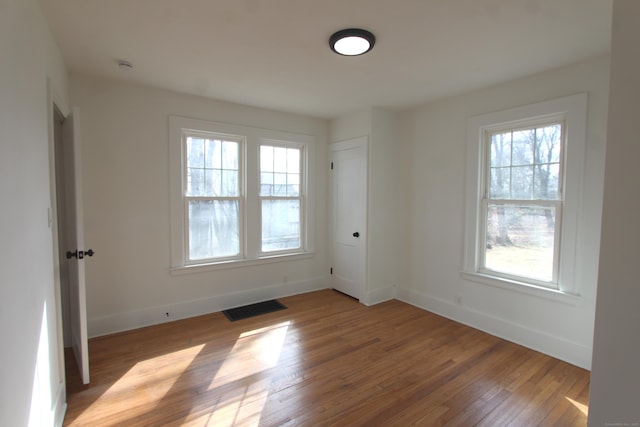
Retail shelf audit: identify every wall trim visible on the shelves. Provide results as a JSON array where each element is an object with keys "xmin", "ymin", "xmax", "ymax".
[
  {"xmin": 363, "ymin": 286, "xmax": 396, "ymax": 306},
  {"xmin": 395, "ymin": 287, "xmax": 592, "ymax": 370},
  {"xmin": 53, "ymin": 383, "xmax": 67, "ymax": 427},
  {"xmin": 89, "ymin": 276, "xmax": 327, "ymax": 338}
]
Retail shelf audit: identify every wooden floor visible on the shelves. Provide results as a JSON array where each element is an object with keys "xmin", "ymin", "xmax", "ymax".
[{"xmin": 63, "ymin": 290, "xmax": 590, "ymax": 426}]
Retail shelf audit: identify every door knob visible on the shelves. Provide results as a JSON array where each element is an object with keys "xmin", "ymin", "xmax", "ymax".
[
  {"xmin": 352, "ymin": 232, "xmax": 360, "ymax": 238},
  {"xmin": 66, "ymin": 249, "xmax": 95, "ymax": 259}
]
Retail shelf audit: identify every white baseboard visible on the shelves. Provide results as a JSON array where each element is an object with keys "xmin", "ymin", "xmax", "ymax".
[
  {"xmin": 395, "ymin": 287, "xmax": 592, "ymax": 370},
  {"xmin": 53, "ymin": 382, "xmax": 67, "ymax": 427},
  {"xmin": 363, "ymin": 286, "xmax": 396, "ymax": 306},
  {"xmin": 89, "ymin": 276, "xmax": 327, "ymax": 338}
]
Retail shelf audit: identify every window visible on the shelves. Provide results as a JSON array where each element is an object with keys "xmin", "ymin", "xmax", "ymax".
[
  {"xmin": 482, "ymin": 122, "xmax": 563, "ymax": 285},
  {"xmin": 464, "ymin": 94, "xmax": 587, "ymax": 294},
  {"xmin": 169, "ymin": 116, "xmax": 314, "ymax": 272},
  {"xmin": 260, "ymin": 144, "xmax": 303, "ymax": 253},
  {"xmin": 185, "ymin": 134, "xmax": 242, "ymax": 262}
]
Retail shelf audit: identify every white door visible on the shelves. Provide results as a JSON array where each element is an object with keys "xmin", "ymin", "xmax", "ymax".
[
  {"xmin": 330, "ymin": 137, "xmax": 368, "ymax": 300},
  {"xmin": 62, "ymin": 108, "xmax": 90, "ymax": 385}
]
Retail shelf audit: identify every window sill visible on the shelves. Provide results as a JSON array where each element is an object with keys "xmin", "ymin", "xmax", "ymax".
[
  {"xmin": 170, "ymin": 251, "xmax": 315, "ymax": 276},
  {"xmin": 461, "ymin": 271, "xmax": 582, "ymax": 306}
]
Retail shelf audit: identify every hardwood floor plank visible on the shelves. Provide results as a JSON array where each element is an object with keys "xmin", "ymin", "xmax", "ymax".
[{"xmin": 63, "ymin": 289, "xmax": 590, "ymax": 426}]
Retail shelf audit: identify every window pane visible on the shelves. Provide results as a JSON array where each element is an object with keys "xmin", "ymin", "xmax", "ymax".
[
  {"xmin": 262, "ymin": 199, "xmax": 300, "ymax": 252},
  {"xmin": 186, "ymin": 137, "xmax": 204, "ymax": 168},
  {"xmin": 511, "ymin": 166, "xmax": 533, "ymax": 199},
  {"xmin": 484, "ymin": 204, "xmax": 556, "ymax": 282},
  {"xmin": 205, "ymin": 169, "xmax": 219, "ymax": 197},
  {"xmin": 512, "ymin": 129, "xmax": 534, "ymax": 166},
  {"xmin": 222, "ymin": 141, "xmax": 238, "ymax": 169},
  {"xmin": 535, "ymin": 125, "xmax": 562, "ymax": 164},
  {"xmin": 205, "ymin": 139, "xmax": 219, "ymax": 169},
  {"xmin": 288, "ymin": 173, "xmax": 300, "ymax": 196},
  {"xmin": 534, "ymin": 163, "xmax": 560, "ymax": 200},
  {"xmin": 273, "ymin": 147, "xmax": 287, "ymax": 172},
  {"xmin": 222, "ymin": 170, "xmax": 238, "ymax": 196},
  {"xmin": 188, "ymin": 200, "xmax": 239, "ymax": 260},
  {"xmin": 287, "ymin": 148, "xmax": 300, "ymax": 173},
  {"xmin": 187, "ymin": 167, "xmax": 204, "ymax": 196},
  {"xmin": 274, "ymin": 173, "xmax": 287, "ymax": 195},
  {"xmin": 491, "ymin": 133, "xmax": 511, "ymax": 167},
  {"xmin": 489, "ymin": 167, "xmax": 510, "ymax": 198}
]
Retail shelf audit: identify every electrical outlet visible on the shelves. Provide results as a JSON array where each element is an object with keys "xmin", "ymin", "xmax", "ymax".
[
  {"xmin": 165, "ymin": 312, "xmax": 170, "ymax": 318},
  {"xmin": 455, "ymin": 294, "xmax": 462, "ymax": 305}
]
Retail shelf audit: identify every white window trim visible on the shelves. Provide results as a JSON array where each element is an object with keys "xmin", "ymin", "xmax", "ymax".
[
  {"xmin": 463, "ymin": 93, "xmax": 587, "ymax": 299},
  {"xmin": 169, "ymin": 116, "xmax": 315, "ymax": 274}
]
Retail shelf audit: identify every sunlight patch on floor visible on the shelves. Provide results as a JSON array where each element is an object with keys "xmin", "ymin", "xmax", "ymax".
[
  {"xmin": 566, "ymin": 396, "xmax": 589, "ymax": 416},
  {"xmin": 202, "ymin": 321, "xmax": 291, "ymax": 426},
  {"xmin": 208, "ymin": 321, "xmax": 291, "ymax": 389},
  {"xmin": 74, "ymin": 344, "xmax": 205, "ymax": 424}
]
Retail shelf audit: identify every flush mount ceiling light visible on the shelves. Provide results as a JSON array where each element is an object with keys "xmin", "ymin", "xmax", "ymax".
[{"xmin": 329, "ymin": 28, "xmax": 376, "ymax": 56}]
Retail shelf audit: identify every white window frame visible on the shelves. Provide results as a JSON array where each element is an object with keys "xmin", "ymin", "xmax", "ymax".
[
  {"xmin": 169, "ymin": 116, "xmax": 315, "ymax": 274},
  {"xmin": 463, "ymin": 94, "xmax": 587, "ymax": 298}
]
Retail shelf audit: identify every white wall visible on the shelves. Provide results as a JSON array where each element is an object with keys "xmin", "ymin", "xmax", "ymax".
[
  {"xmin": 330, "ymin": 108, "xmax": 401, "ymax": 305},
  {"xmin": 69, "ymin": 75, "xmax": 329, "ymax": 337},
  {"xmin": 0, "ymin": 0, "xmax": 69, "ymax": 425},
  {"xmin": 589, "ymin": 0, "xmax": 640, "ymax": 423},
  {"xmin": 396, "ymin": 56, "xmax": 610, "ymax": 369}
]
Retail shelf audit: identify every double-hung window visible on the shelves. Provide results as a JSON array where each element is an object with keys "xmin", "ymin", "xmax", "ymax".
[
  {"xmin": 482, "ymin": 122, "xmax": 563, "ymax": 285},
  {"xmin": 169, "ymin": 116, "xmax": 314, "ymax": 272},
  {"xmin": 260, "ymin": 143, "xmax": 303, "ymax": 253},
  {"xmin": 185, "ymin": 133, "xmax": 242, "ymax": 262},
  {"xmin": 464, "ymin": 94, "xmax": 587, "ymax": 294}
]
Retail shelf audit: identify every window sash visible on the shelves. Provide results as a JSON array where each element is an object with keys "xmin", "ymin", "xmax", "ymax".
[
  {"xmin": 484, "ymin": 121, "xmax": 565, "ymax": 201},
  {"xmin": 184, "ymin": 196, "xmax": 243, "ymax": 263},
  {"xmin": 259, "ymin": 196, "xmax": 303, "ymax": 254},
  {"xmin": 478, "ymin": 199, "xmax": 562, "ymax": 287}
]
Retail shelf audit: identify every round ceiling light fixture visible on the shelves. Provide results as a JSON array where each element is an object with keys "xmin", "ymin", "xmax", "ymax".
[{"xmin": 329, "ymin": 28, "xmax": 376, "ymax": 56}]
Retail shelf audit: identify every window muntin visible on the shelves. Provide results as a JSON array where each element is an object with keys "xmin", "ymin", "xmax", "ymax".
[
  {"xmin": 184, "ymin": 134, "xmax": 242, "ymax": 262},
  {"xmin": 260, "ymin": 144, "xmax": 303, "ymax": 253},
  {"xmin": 480, "ymin": 122, "xmax": 564, "ymax": 287}
]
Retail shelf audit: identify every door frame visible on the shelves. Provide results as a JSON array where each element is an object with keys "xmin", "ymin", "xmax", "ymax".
[
  {"xmin": 47, "ymin": 78, "xmax": 70, "ymax": 401},
  {"xmin": 47, "ymin": 78, "xmax": 91, "ymax": 392}
]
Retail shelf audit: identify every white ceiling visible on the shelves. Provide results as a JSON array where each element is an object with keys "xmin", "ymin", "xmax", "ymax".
[{"xmin": 40, "ymin": 0, "xmax": 612, "ymax": 119}]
